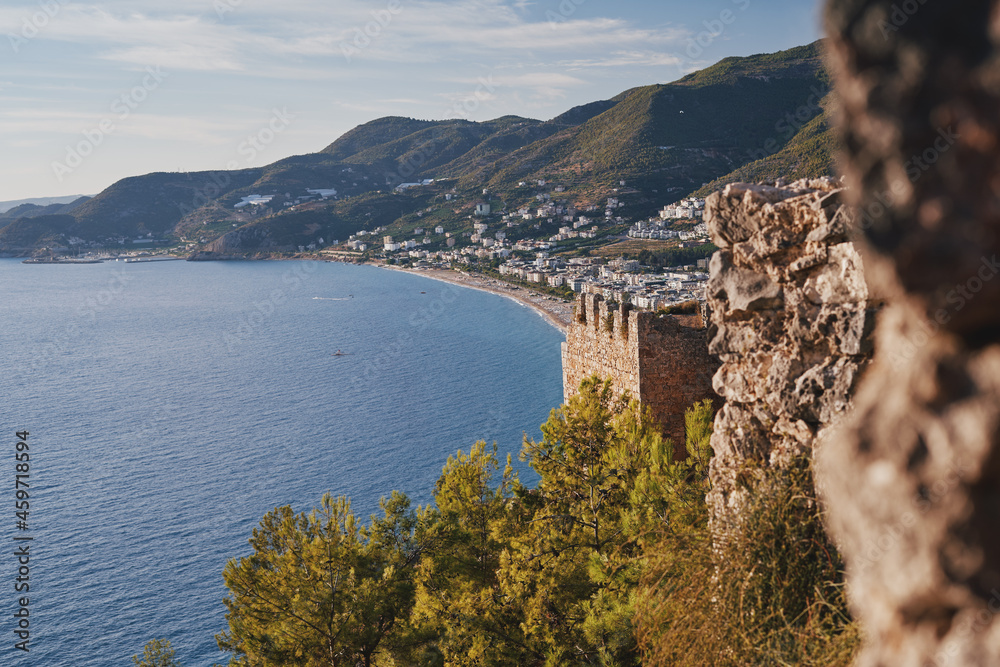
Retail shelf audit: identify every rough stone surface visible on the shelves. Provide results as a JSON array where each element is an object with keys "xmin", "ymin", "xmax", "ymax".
[
  {"xmin": 704, "ymin": 179, "xmax": 878, "ymax": 534},
  {"xmin": 816, "ymin": 2, "xmax": 1000, "ymax": 665},
  {"xmin": 561, "ymin": 293, "xmax": 719, "ymax": 460}
]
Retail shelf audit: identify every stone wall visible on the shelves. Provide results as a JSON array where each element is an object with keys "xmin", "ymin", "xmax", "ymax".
[
  {"xmin": 703, "ymin": 178, "xmax": 878, "ymax": 533},
  {"xmin": 817, "ymin": 2, "xmax": 1000, "ymax": 665},
  {"xmin": 561, "ymin": 293, "xmax": 718, "ymax": 459}
]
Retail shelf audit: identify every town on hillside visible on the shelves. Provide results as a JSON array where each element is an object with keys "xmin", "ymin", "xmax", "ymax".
[
  {"xmin": 334, "ymin": 180, "xmax": 712, "ymax": 311},
  {"xmin": 15, "ymin": 176, "xmax": 715, "ymax": 311}
]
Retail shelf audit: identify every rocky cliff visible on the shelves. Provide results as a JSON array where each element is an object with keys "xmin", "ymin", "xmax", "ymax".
[
  {"xmin": 703, "ymin": 177, "xmax": 877, "ymax": 533},
  {"xmin": 204, "ymin": 224, "xmax": 291, "ymax": 254}
]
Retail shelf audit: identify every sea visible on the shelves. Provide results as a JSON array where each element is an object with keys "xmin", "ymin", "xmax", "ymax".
[{"xmin": 0, "ymin": 258, "xmax": 565, "ymax": 666}]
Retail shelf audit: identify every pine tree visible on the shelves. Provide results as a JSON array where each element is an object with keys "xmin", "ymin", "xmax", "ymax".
[
  {"xmin": 132, "ymin": 639, "xmax": 181, "ymax": 667},
  {"xmin": 217, "ymin": 492, "xmax": 419, "ymax": 667},
  {"xmin": 410, "ymin": 441, "xmax": 530, "ymax": 666}
]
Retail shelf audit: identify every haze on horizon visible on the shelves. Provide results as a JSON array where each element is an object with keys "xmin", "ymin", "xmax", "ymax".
[{"xmin": 0, "ymin": 0, "xmax": 822, "ymax": 201}]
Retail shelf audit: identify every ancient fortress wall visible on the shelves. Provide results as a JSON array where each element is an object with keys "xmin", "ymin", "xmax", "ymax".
[{"xmin": 561, "ymin": 293, "xmax": 718, "ymax": 458}]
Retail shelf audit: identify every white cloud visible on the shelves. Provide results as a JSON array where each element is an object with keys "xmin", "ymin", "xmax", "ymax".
[
  {"xmin": 0, "ymin": 0, "xmax": 719, "ymax": 199},
  {"xmin": 0, "ymin": 2, "xmax": 690, "ymax": 74},
  {"xmin": 0, "ymin": 107, "xmax": 243, "ymax": 145},
  {"xmin": 491, "ymin": 71, "xmax": 588, "ymax": 101},
  {"xmin": 560, "ymin": 51, "xmax": 689, "ymax": 70}
]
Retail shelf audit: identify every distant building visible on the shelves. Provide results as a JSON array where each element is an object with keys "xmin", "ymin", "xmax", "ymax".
[
  {"xmin": 234, "ymin": 194, "xmax": 275, "ymax": 209},
  {"xmin": 475, "ymin": 203, "xmax": 492, "ymax": 216}
]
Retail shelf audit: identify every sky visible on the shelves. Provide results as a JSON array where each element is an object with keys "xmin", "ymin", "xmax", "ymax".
[{"xmin": 0, "ymin": 0, "xmax": 823, "ymax": 201}]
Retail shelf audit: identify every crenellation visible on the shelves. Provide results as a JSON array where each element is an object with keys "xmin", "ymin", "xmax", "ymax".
[{"xmin": 562, "ymin": 293, "xmax": 719, "ymax": 459}]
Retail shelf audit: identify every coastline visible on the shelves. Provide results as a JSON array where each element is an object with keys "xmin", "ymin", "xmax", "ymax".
[
  {"xmin": 11, "ymin": 251, "xmax": 573, "ymax": 334},
  {"xmin": 384, "ymin": 266, "xmax": 572, "ymax": 335}
]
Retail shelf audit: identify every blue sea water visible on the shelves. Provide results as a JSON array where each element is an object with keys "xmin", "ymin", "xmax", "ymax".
[{"xmin": 0, "ymin": 259, "xmax": 564, "ymax": 666}]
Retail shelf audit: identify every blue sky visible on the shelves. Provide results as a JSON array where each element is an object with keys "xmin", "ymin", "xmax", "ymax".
[{"xmin": 0, "ymin": 0, "xmax": 823, "ymax": 201}]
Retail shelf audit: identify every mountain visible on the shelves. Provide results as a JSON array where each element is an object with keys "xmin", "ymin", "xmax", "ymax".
[
  {"xmin": 0, "ymin": 41, "xmax": 837, "ymax": 255},
  {"xmin": 0, "ymin": 195, "xmax": 91, "ymax": 214},
  {"xmin": 0, "ymin": 214, "xmax": 78, "ymax": 249},
  {"xmin": 0, "ymin": 197, "xmax": 91, "ymax": 221}
]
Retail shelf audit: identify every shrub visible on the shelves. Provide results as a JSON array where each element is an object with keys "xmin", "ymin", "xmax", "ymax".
[{"xmin": 636, "ymin": 457, "xmax": 860, "ymax": 667}]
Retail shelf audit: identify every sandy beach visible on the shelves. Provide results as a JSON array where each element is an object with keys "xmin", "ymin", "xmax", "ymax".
[{"xmin": 387, "ymin": 266, "xmax": 573, "ymax": 334}]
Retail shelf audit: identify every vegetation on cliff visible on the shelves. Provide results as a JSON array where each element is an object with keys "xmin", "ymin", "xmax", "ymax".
[
  {"xmin": 214, "ymin": 376, "xmax": 856, "ymax": 666},
  {"xmin": 637, "ymin": 457, "xmax": 859, "ymax": 667}
]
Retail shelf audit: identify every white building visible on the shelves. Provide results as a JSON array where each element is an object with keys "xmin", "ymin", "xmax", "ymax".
[{"xmin": 234, "ymin": 194, "xmax": 275, "ymax": 209}]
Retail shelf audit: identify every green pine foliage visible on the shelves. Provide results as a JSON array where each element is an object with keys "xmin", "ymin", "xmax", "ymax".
[
  {"xmin": 218, "ymin": 378, "xmax": 858, "ymax": 666},
  {"xmin": 217, "ymin": 492, "xmax": 420, "ymax": 667},
  {"xmin": 132, "ymin": 639, "xmax": 182, "ymax": 667},
  {"xmin": 693, "ymin": 105, "xmax": 838, "ymax": 198}
]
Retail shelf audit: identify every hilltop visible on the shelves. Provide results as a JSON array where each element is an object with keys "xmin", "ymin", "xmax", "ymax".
[{"xmin": 0, "ymin": 194, "xmax": 91, "ymax": 214}]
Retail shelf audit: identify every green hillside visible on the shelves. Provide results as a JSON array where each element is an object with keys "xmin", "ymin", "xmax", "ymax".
[
  {"xmin": 693, "ymin": 102, "xmax": 838, "ymax": 197},
  {"xmin": 1, "ymin": 40, "xmax": 839, "ymax": 255},
  {"xmin": 455, "ymin": 40, "xmax": 831, "ymax": 208},
  {"xmin": 0, "ymin": 214, "xmax": 78, "ymax": 248}
]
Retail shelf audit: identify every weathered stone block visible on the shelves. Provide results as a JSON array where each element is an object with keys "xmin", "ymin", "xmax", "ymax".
[
  {"xmin": 704, "ymin": 179, "xmax": 876, "ymax": 537},
  {"xmin": 708, "ymin": 251, "xmax": 784, "ymax": 313}
]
